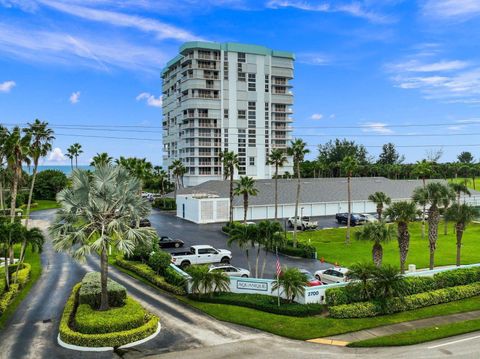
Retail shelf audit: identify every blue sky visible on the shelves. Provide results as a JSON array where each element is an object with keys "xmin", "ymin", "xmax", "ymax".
[{"xmin": 1, "ymin": 0, "xmax": 480, "ymax": 165}]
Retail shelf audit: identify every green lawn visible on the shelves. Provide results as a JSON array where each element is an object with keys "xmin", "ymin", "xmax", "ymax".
[
  {"xmin": 449, "ymin": 177, "xmax": 480, "ymax": 191},
  {"xmin": 25, "ymin": 199, "xmax": 60, "ymax": 212},
  {"xmin": 0, "ymin": 246, "xmax": 42, "ymax": 328},
  {"xmin": 349, "ymin": 317, "xmax": 480, "ymax": 347},
  {"xmin": 181, "ymin": 296, "xmax": 480, "ymax": 340},
  {"xmin": 294, "ymin": 221, "xmax": 480, "ymax": 269}
]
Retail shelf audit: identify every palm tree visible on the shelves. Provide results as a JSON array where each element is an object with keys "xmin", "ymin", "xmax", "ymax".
[
  {"xmin": 187, "ymin": 265, "xmax": 230, "ymax": 296},
  {"xmin": 384, "ymin": 201, "xmax": 418, "ymax": 273},
  {"xmin": 449, "ymin": 182, "xmax": 471, "ymax": 203},
  {"xmin": 0, "ymin": 220, "xmax": 22, "ymax": 291},
  {"xmin": 412, "ymin": 159, "xmax": 434, "ymax": 240},
  {"xmin": 372, "ymin": 265, "xmax": 405, "ymax": 300},
  {"xmin": 341, "ymin": 156, "xmax": 358, "ymax": 244},
  {"xmin": 0, "ymin": 125, "xmax": 8, "ymax": 212},
  {"xmin": 412, "ymin": 182, "xmax": 452, "ymax": 270},
  {"xmin": 355, "ymin": 221, "xmax": 394, "ymax": 267},
  {"xmin": 347, "ymin": 263, "xmax": 376, "ymax": 300},
  {"xmin": 368, "ymin": 192, "xmax": 391, "ymax": 220},
  {"xmin": 234, "ymin": 176, "xmax": 258, "ymax": 224},
  {"xmin": 271, "ymin": 267, "xmax": 308, "ymax": 303},
  {"xmin": 227, "ymin": 223, "xmax": 258, "ymax": 273},
  {"xmin": 66, "ymin": 148, "xmax": 74, "ymax": 170},
  {"xmin": 287, "ymin": 139, "xmax": 309, "ymax": 247},
  {"xmin": 211, "ymin": 270, "xmax": 230, "ymax": 294},
  {"xmin": 446, "ymin": 203, "xmax": 480, "ymax": 266},
  {"xmin": 12, "ymin": 225, "xmax": 45, "ymax": 284},
  {"xmin": 50, "ymin": 165, "xmax": 157, "ymax": 311},
  {"xmin": 267, "ymin": 149, "xmax": 288, "ymax": 221},
  {"xmin": 72, "ymin": 143, "xmax": 83, "ymax": 168},
  {"xmin": 441, "ymin": 186, "xmax": 456, "ymax": 235},
  {"xmin": 257, "ymin": 220, "xmax": 285, "ymax": 278},
  {"xmin": 219, "ymin": 151, "xmax": 239, "ymax": 223},
  {"xmin": 4, "ymin": 127, "xmax": 31, "ymax": 222},
  {"xmin": 90, "ymin": 152, "xmax": 113, "ymax": 167},
  {"xmin": 169, "ymin": 159, "xmax": 186, "ymax": 198}
]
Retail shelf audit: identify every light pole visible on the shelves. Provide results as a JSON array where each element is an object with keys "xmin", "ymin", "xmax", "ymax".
[{"xmin": 301, "ymin": 207, "xmax": 304, "ymax": 219}]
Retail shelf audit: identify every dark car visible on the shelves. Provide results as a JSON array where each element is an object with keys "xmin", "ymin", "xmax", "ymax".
[
  {"xmin": 335, "ymin": 213, "xmax": 365, "ymax": 226},
  {"xmin": 158, "ymin": 236, "xmax": 184, "ymax": 249},
  {"xmin": 130, "ymin": 218, "xmax": 152, "ymax": 228}
]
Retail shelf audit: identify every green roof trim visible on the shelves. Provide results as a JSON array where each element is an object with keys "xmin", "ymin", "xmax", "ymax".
[{"xmin": 162, "ymin": 41, "xmax": 295, "ymax": 75}]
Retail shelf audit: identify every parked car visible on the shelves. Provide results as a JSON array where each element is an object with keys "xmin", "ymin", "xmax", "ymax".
[
  {"xmin": 335, "ymin": 213, "xmax": 366, "ymax": 226},
  {"xmin": 209, "ymin": 264, "xmax": 250, "ymax": 277},
  {"xmin": 171, "ymin": 245, "xmax": 232, "ymax": 269},
  {"xmin": 299, "ymin": 269, "xmax": 323, "ymax": 286},
  {"xmin": 314, "ymin": 267, "xmax": 350, "ymax": 284},
  {"xmin": 360, "ymin": 213, "xmax": 378, "ymax": 223},
  {"xmin": 158, "ymin": 236, "xmax": 184, "ymax": 249},
  {"xmin": 130, "ymin": 218, "xmax": 151, "ymax": 228},
  {"xmin": 287, "ymin": 216, "xmax": 318, "ymax": 230}
]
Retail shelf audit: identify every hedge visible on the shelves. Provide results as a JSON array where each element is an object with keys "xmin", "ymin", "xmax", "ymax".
[
  {"xmin": 0, "ymin": 263, "xmax": 31, "ymax": 316},
  {"xmin": 189, "ymin": 292, "xmax": 325, "ymax": 317},
  {"xmin": 329, "ymin": 282, "xmax": 480, "ymax": 318},
  {"xmin": 152, "ymin": 198, "xmax": 176, "ymax": 210},
  {"xmin": 59, "ymin": 283, "xmax": 159, "ymax": 348},
  {"xmin": 278, "ymin": 241, "xmax": 317, "ymax": 259},
  {"xmin": 115, "ymin": 256, "xmax": 186, "ymax": 295},
  {"xmin": 326, "ymin": 267, "xmax": 480, "ymax": 307},
  {"xmin": 74, "ymin": 297, "xmax": 147, "ymax": 334},
  {"xmin": 79, "ymin": 272, "xmax": 127, "ymax": 309}
]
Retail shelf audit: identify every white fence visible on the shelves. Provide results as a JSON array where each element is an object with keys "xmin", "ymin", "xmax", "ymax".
[{"xmin": 177, "ymin": 263, "xmax": 480, "ymax": 304}]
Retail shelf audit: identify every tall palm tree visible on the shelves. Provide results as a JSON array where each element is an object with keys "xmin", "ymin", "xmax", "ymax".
[
  {"xmin": 23, "ymin": 120, "xmax": 54, "ymax": 227},
  {"xmin": 412, "ymin": 159, "xmax": 435, "ymax": 240},
  {"xmin": 90, "ymin": 152, "xmax": 113, "ymax": 167},
  {"xmin": 287, "ymin": 139, "xmax": 309, "ymax": 247},
  {"xmin": 267, "ymin": 149, "xmax": 288, "ymax": 221},
  {"xmin": 4, "ymin": 127, "xmax": 31, "ymax": 222},
  {"xmin": 412, "ymin": 182, "xmax": 452, "ymax": 270},
  {"xmin": 66, "ymin": 147, "xmax": 74, "ymax": 170},
  {"xmin": 271, "ymin": 267, "xmax": 308, "ymax": 303},
  {"xmin": 355, "ymin": 221, "xmax": 394, "ymax": 267},
  {"xmin": 441, "ymin": 186, "xmax": 456, "ymax": 235},
  {"xmin": 257, "ymin": 220, "xmax": 285, "ymax": 278},
  {"xmin": 446, "ymin": 203, "xmax": 480, "ymax": 266},
  {"xmin": 50, "ymin": 165, "xmax": 157, "ymax": 310},
  {"xmin": 449, "ymin": 182, "xmax": 471, "ymax": 203},
  {"xmin": 72, "ymin": 143, "xmax": 83, "ymax": 168},
  {"xmin": 0, "ymin": 125, "xmax": 8, "ymax": 212},
  {"xmin": 341, "ymin": 156, "xmax": 358, "ymax": 244},
  {"xmin": 169, "ymin": 159, "xmax": 186, "ymax": 198},
  {"xmin": 384, "ymin": 201, "xmax": 418, "ymax": 273},
  {"xmin": 234, "ymin": 176, "xmax": 258, "ymax": 224},
  {"xmin": 219, "ymin": 151, "xmax": 239, "ymax": 223},
  {"xmin": 368, "ymin": 191, "xmax": 391, "ymax": 220}
]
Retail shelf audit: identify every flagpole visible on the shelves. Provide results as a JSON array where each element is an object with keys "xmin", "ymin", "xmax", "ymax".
[{"xmin": 276, "ymin": 246, "xmax": 280, "ymax": 307}]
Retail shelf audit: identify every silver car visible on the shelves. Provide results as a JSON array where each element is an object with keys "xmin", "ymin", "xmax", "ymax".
[
  {"xmin": 314, "ymin": 267, "xmax": 349, "ymax": 284},
  {"xmin": 209, "ymin": 264, "xmax": 250, "ymax": 278}
]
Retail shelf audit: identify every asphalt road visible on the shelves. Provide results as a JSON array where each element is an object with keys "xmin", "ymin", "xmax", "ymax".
[{"xmin": 148, "ymin": 209, "xmax": 332, "ymax": 279}]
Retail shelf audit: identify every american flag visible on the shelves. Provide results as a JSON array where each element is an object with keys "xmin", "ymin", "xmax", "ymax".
[{"xmin": 275, "ymin": 251, "xmax": 282, "ymax": 278}]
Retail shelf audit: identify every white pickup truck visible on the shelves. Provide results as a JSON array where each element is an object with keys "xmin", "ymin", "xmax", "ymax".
[
  {"xmin": 171, "ymin": 245, "xmax": 232, "ymax": 269},
  {"xmin": 287, "ymin": 216, "xmax": 318, "ymax": 230}
]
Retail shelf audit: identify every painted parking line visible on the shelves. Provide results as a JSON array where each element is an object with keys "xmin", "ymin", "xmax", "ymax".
[
  {"xmin": 306, "ymin": 338, "xmax": 349, "ymax": 347},
  {"xmin": 428, "ymin": 334, "xmax": 480, "ymax": 349}
]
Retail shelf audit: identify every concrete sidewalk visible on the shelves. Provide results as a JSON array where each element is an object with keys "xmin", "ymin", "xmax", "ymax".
[{"xmin": 312, "ymin": 309, "xmax": 480, "ymax": 344}]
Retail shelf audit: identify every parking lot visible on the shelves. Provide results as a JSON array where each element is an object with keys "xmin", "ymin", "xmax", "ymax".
[{"xmin": 148, "ymin": 210, "xmax": 333, "ymax": 279}]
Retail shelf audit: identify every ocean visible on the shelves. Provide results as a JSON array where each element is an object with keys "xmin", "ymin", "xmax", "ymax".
[{"xmin": 31, "ymin": 165, "xmax": 93, "ymax": 175}]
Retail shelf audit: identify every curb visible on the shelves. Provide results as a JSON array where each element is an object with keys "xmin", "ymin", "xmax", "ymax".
[
  {"xmin": 306, "ymin": 338, "xmax": 349, "ymax": 346},
  {"xmin": 57, "ymin": 322, "xmax": 161, "ymax": 352}
]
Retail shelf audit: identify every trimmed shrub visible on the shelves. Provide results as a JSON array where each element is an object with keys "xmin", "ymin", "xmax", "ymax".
[
  {"xmin": 74, "ymin": 297, "xmax": 147, "ymax": 334},
  {"xmin": 0, "ymin": 263, "xmax": 32, "ymax": 315},
  {"xmin": 278, "ymin": 241, "xmax": 317, "ymax": 259},
  {"xmin": 115, "ymin": 256, "xmax": 186, "ymax": 295},
  {"xmin": 148, "ymin": 251, "xmax": 172, "ymax": 275},
  {"xmin": 434, "ymin": 267, "xmax": 480, "ymax": 288},
  {"xmin": 164, "ymin": 267, "xmax": 187, "ymax": 287},
  {"xmin": 329, "ymin": 282, "xmax": 480, "ymax": 318},
  {"xmin": 0, "ymin": 284, "xmax": 19, "ymax": 316},
  {"xmin": 78, "ymin": 272, "xmax": 127, "ymax": 309},
  {"xmin": 128, "ymin": 241, "xmax": 155, "ymax": 263},
  {"xmin": 152, "ymin": 198, "xmax": 176, "ymax": 210},
  {"xmin": 189, "ymin": 292, "xmax": 325, "ymax": 317},
  {"xmin": 59, "ymin": 284, "xmax": 159, "ymax": 348}
]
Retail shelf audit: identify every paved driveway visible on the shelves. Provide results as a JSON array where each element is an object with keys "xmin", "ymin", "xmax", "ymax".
[{"xmin": 148, "ymin": 210, "xmax": 332, "ymax": 279}]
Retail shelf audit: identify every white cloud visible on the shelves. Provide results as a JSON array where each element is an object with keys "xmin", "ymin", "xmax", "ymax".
[
  {"xmin": 389, "ymin": 60, "xmax": 469, "ymax": 73},
  {"xmin": 266, "ymin": 0, "xmax": 393, "ymax": 24},
  {"xmin": 69, "ymin": 91, "xmax": 80, "ymax": 104},
  {"xmin": 423, "ymin": 0, "xmax": 480, "ymax": 20},
  {"xmin": 136, "ymin": 92, "xmax": 162, "ymax": 108},
  {"xmin": 362, "ymin": 122, "xmax": 393, "ymax": 134},
  {"xmin": 310, "ymin": 113, "xmax": 323, "ymax": 120},
  {"xmin": 0, "ymin": 80, "xmax": 15, "ymax": 92},
  {"xmin": 296, "ymin": 53, "xmax": 331, "ymax": 66},
  {"xmin": 37, "ymin": 0, "xmax": 201, "ymax": 42},
  {"xmin": 0, "ymin": 22, "xmax": 169, "ymax": 72},
  {"xmin": 48, "ymin": 147, "xmax": 66, "ymax": 162}
]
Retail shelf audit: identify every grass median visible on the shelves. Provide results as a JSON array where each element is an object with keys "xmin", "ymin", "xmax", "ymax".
[{"xmin": 349, "ymin": 317, "xmax": 480, "ymax": 347}]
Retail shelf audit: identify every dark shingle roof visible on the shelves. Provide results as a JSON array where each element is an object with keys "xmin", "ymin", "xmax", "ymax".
[{"xmin": 176, "ymin": 177, "xmax": 476, "ymax": 207}]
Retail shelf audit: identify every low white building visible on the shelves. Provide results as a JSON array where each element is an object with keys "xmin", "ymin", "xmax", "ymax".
[{"xmin": 175, "ymin": 177, "xmax": 480, "ymax": 224}]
